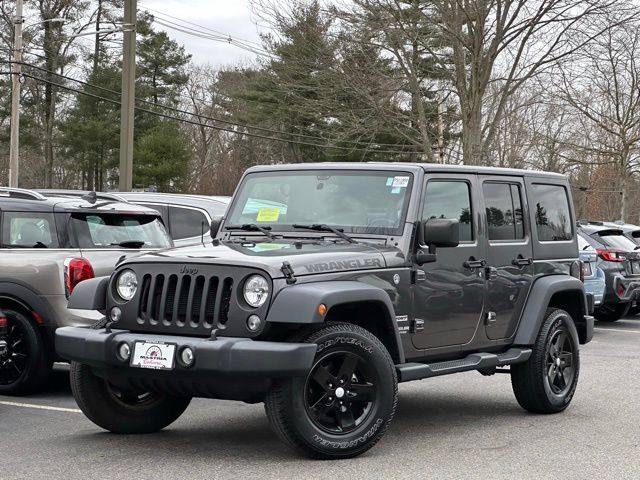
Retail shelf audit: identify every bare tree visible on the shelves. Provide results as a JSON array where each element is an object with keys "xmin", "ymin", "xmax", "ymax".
[{"xmin": 554, "ymin": 19, "xmax": 640, "ymax": 221}]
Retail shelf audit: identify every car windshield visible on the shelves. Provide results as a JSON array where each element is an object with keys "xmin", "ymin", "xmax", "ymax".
[
  {"xmin": 225, "ymin": 170, "xmax": 414, "ymax": 235},
  {"xmin": 70, "ymin": 213, "xmax": 172, "ymax": 249}
]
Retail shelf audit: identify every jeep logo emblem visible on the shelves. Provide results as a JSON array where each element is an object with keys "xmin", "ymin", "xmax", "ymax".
[{"xmin": 179, "ymin": 265, "xmax": 198, "ymax": 275}]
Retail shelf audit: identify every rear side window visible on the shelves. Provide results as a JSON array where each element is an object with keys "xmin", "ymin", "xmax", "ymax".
[
  {"xmin": 483, "ymin": 183, "xmax": 524, "ymax": 241},
  {"xmin": 423, "ymin": 181, "xmax": 473, "ymax": 241},
  {"xmin": 168, "ymin": 207, "xmax": 209, "ymax": 240},
  {"xmin": 531, "ymin": 184, "xmax": 572, "ymax": 241},
  {"xmin": 1, "ymin": 212, "xmax": 59, "ymax": 248}
]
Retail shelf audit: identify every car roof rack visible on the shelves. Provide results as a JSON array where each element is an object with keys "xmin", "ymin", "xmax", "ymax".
[
  {"xmin": 0, "ymin": 187, "xmax": 46, "ymax": 201},
  {"xmin": 36, "ymin": 190, "xmax": 127, "ymax": 203}
]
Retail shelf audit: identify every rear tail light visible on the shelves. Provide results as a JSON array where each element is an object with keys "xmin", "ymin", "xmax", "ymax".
[
  {"xmin": 570, "ymin": 260, "xmax": 583, "ymax": 282},
  {"xmin": 597, "ymin": 249, "xmax": 625, "ymax": 262},
  {"xmin": 64, "ymin": 257, "xmax": 95, "ymax": 298}
]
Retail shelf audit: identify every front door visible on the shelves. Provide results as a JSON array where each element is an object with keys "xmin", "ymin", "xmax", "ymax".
[
  {"xmin": 480, "ymin": 176, "xmax": 534, "ymax": 340},
  {"xmin": 411, "ymin": 174, "xmax": 487, "ymax": 350}
]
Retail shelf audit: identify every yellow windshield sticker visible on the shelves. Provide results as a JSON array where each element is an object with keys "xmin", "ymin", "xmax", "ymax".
[{"xmin": 256, "ymin": 207, "xmax": 280, "ymax": 222}]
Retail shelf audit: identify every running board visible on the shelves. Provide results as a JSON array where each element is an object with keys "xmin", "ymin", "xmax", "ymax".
[{"xmin": 396, "ymin": 348, "xmax": 532, "ymax": 383}]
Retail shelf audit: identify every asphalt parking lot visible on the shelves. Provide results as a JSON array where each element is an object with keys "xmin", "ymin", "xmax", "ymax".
[{"xmin": 1, "ymin": 319, "xmax": 639, "ymax": 480}]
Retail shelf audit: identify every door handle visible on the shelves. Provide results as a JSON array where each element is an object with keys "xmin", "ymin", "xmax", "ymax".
[
  {"xmin": 512, "ymin": 256, "xmax": 533, "ymax": 267},
  {"xmin": 463, "ymin": 257, "xmax": 486, "ymax": 269}
]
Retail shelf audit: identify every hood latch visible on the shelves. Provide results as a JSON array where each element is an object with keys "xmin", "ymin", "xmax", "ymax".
[{"xmin": 281, "ymin": 261, "xmax": 297, "ymax": 285}]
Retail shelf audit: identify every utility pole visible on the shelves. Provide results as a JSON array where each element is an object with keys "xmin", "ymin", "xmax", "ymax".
[
  {"xmin": 118, "ymin": 0, "xmax": 136, "ymax": 191},
  {"xmin": 8, "ymin": 0, "xmax": 23, "ymax": 187},
  {"xmin": 437, "ymin": 91, "xmax": 445, "ymax": 164}
]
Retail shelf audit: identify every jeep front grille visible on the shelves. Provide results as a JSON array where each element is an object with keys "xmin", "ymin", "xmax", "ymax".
[{"xmin": 138, "ymin": 273, "xmax": 233, "ymax": 329}]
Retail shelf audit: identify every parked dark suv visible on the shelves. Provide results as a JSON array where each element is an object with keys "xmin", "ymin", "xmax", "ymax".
[
  {"xmin": 0, "ymin": 188, "xmax": 173, "ymax": 395},
  {"xmin": 57, "ymin": 164, "xmax": 592, "ymax": 459},
  {"xmin": 577, "ymin": 221, "xmax": 640, "ymax": 322}
]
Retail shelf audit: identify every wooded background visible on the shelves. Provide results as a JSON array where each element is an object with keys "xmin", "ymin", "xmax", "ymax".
[{"xmin": 2, "ymin": 0, "xmax": 640, "ymax": 223}]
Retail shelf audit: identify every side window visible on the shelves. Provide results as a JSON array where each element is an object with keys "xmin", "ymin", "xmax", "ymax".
[
  {"xmin": 483, "ymin": 182, "xmax": 525, "ymax": 241},
  {"xmin": 423, "ymin": 180, "xmax": 473, "ymax": 242},
  {"xmin": 531, "ymin": 184, "xmax": 573, "ymax": 241},
  {"xmin": 1, "ymin": 212, "xmax": 59, "ymax": 248},
  {"xmin": 168, "ymin": 207, "xmax": 209, "ymax": 240}
]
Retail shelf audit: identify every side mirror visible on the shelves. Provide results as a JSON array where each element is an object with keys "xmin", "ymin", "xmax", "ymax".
[
  {"xmin": 209, "ymin": 215, "xmax": 223, "ymax": 239},
  {"xmin": 416, "ymin": 219, "xmax": 460, "ymax": 265}
]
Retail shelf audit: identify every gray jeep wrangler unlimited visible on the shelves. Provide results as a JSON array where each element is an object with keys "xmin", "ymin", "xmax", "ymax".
[{"xmin": 56, "ymin": 163, "xmax": 593, "ymax": 459}]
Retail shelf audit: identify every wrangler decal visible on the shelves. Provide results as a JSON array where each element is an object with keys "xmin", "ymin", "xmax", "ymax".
[{"xmin": 303, "ymin": 257, "xmax": 383, "ymax": 273}]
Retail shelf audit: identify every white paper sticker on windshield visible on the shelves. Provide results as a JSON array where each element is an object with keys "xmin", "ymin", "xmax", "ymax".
[
  {"xmin": 392, "ymin": 176, "xmax": 410, "ymax": 188},
  {"xmin": 386, "ymin": 177, "xmax": 394, "ymax": 186}
]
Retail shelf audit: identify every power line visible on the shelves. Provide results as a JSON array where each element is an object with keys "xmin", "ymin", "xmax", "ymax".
[
  {"xmin": 18, "ymin": 70, "xmax": 420, "ymax": 156},
  {"xmin": 16, "ymin": 61, "xmax": 423, "ymax": 152}
]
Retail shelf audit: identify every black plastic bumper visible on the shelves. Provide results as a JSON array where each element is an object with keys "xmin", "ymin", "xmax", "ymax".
[
  {"xmin": 582, "ymin": 315, "xmax": 594, "ymax": 344},
  {"xmin": 55, "ymin": 327, "xmax": 317, "ymax": 377}
]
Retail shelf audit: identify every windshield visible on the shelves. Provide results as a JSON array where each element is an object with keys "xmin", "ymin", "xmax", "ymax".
[
  {"xmin": 226, "ymin": 170, "xmax": 413, "ymax": 236},
  {"xmin": 70, "ymin": 213, "xmax": 172, "ymax": 249}
]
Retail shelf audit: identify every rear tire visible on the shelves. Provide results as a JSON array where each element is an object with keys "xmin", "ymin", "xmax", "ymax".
[
  {"xmin": 0, "ymin": 307, "xmax": 52, "ymax": 396},
  {"xmin": 70, "ymin": 362, "xmax": 191, "ymax": 433},
  {"xmin": 511, "ymin": 308, "xmax": 580, "ymax": 414},
  {"xmin": 264, "ymin": 322, "xmax": 398, "ymax": 459},
  {"xmin": 594, "ymin": 303, "xmax": 630, "ymax": 322}
]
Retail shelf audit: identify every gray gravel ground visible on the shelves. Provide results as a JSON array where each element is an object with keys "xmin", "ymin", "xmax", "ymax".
[{"xmin": 1, "ymin": 318, "xmax": 639, "ymax": 480}]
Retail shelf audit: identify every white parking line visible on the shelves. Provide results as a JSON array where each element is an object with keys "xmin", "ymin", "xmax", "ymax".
[
  {"xmin": 594, "ymin": 327, "xmax": 640, "ymax": 334},
  {"xmin": 0, "ymin": 400, "xmax": 81, "ymax": 413}
]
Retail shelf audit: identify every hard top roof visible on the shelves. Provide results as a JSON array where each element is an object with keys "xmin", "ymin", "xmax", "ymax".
[{"xmin": 244, "ymin": 162, "xmax": 567, "ymax": 179}]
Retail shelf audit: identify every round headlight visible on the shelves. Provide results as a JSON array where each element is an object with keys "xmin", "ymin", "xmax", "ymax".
[
  {"xmin": 116, "ymin": 269, "xmax": 138, "ymax": 301},
  {"xmin": 243, "ymin": 275, "xmax": 269, "ymax": 308}
]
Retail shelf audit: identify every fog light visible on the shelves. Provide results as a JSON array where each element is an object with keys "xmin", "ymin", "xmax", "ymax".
[
  {"xmin": 247, "ymin": 315, "xmax": 262, "ymax": 332},
  {"xmin": 180, "ymin": 347, "xmax": 195, "ymax": 367},
  {"xmin": 110, "ymin": 307, "xmax": 122, "ymax": 323},
  {"xmin": 118, "ymin": 342, "xmax": 131, "ymax": 362}
]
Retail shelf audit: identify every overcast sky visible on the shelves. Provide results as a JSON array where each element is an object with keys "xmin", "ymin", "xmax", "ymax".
[{"xmin": 139, "ymin": 0, "xmax": 264, "ymax": 66}]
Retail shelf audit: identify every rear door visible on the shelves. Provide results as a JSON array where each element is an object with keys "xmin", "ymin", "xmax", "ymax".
[{"xmin": 480, "ymin": 177, "xmax": 534, "ymax": 340}]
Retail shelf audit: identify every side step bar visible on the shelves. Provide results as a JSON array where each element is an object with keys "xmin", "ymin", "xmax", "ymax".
[{"xmin": 396, "ymin": 348, "xmax": 532, "ymax": 383}]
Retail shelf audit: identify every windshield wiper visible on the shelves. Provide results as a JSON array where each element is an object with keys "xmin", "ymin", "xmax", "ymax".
[
  {"xmin": 225, "ymin": 224, "xmax": 274, "ymax": 240},
  {"xmin": 110, "ymin": 240, "xmax": 146, "ymax": 248},
  {"xmin": 292, "ymin": 224, "xmax": 357, "ymax": 243}
]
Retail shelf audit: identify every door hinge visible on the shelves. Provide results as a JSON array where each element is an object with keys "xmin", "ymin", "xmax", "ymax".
[
  {"xmin": 485, "ymin": 311, "xmax": 497, "ymax": 325},
  {"xmin": 410, "ymin": 318, "xmax": 424, "ymax": 333}
]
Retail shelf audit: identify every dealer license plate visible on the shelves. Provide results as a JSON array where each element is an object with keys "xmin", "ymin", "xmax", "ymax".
[{"xmin": 130, "ymin": 341, "xmax": 176, "ymax": 370}]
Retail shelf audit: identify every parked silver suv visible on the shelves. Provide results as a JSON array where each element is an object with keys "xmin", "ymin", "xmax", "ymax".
[{"xmin": 0, "ymin": 188, "xmax": 172, "ymax": 395}]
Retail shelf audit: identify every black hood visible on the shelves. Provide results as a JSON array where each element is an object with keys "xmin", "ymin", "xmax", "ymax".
[{"xmin": 121, "ymin": 239, "xmax": 407, "ymax": 278}]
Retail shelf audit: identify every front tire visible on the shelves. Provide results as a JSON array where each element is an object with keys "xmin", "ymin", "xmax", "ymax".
[
  {"xmin": 70, "ymin": 362, "xmax": 191, "ymax": 434},
  {"xmin": 511, "ymin": 308, "xmax": 580, "ymax": 414},
  {"xmin": 265, "ymin": 322, "xmax": 398, "ymax": 459},
  {"xmin": 0, "ymin": 308, "xmax": 52, "ymax": 396}
]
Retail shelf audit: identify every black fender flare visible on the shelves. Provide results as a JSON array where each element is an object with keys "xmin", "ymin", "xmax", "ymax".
[
  {"xmin": 67, "ymin": 276, "xmax": 109, "ymax": 312},
  {"xmin": 0, "ymin": 280, "xmax": 57, "ymax": 326},
  {"xmin": 266, "ymin": 280, "xmax": 404, "ymax": 363},
  {"xmin": 513, "ymin": 275, "xmax": 588, "ymax": 345}
]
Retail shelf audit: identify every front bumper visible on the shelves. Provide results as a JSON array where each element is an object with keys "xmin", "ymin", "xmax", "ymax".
[{"xmin": 56, "ymin": 327, "xmax": 317, "ymax": 400}]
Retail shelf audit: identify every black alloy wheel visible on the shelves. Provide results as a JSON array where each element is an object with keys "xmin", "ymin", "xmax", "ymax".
[
  {"xmin": 545, "ymin": 327, "xmax": 576, "ymax": 396},
  {"xmin": 304, "ymin": 350, "xmax": 377, "ymax": 434},
  {"xmin": 0, "ymin": 308, "xmax": 51, "ymax": 396},
  {"xmin": 0, "ymin": 318, "xmax": 29, "ymax": 386}
]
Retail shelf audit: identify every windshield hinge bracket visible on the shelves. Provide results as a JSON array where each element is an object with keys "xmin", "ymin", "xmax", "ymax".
[{"xmin": 281, "ymin": 261, "xmax": 297, "ymax": 285}]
